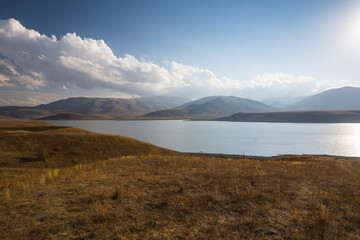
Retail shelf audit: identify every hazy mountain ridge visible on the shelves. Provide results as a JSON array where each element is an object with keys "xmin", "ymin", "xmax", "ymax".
[
  {"xmin": 174, "ymin": 96, "xmax": 220, "ymax": 109},
  {"xmin": 143, "ymin": 96, "xmax": 277, "ymax": 118},
  {"xmin": 285, "ymin": 86, "xmax": 360, "ymax": 111},
  {"xmin": 2, "ymin": 86, "xmax": 360, "ymax": 120},
  {"xmin": 262, "ymin": 96, "xmax": 307, "ymax": 108}
]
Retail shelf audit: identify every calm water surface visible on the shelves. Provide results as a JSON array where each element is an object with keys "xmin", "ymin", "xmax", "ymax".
[{"xmin": 48, "ymin": 120, "xmax": 360, "ymax": 157}]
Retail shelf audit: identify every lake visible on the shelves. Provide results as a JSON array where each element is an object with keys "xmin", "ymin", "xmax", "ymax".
[{"xmin": 48, "ymin": 120, "xmax": 360, "ymax": 157}]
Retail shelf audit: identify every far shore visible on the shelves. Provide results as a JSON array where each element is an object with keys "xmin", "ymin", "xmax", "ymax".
[
  {"xmin": 2, "ymin": 110, "xmax": 360, "ymax": 123},
  {"xmin": 186, "ymin": 152, "xmax": 360, "ymax": 161}
]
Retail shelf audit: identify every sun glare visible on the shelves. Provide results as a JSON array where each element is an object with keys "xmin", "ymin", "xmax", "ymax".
[
  {"xmin": 341, "ymin": 3, "xmax": 360, "ymax": 52},
  {"xmin": 354, "ymin": 125, "xmax": 360, "ymax": 156}
]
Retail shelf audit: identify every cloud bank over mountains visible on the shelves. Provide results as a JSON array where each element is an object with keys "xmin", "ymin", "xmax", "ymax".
[{"xmin": 0, "ymin": 18, "xmax": 330, "ymax": 100}]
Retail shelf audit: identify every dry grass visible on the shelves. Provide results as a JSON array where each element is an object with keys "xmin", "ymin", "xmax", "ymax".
[
  {"xmin": 0, "ymin": 121, "xmax": 176, "ymax": 168},
  {"xmin": 0, "ymin": 121, "xmax": 360, "ymax": 239}
]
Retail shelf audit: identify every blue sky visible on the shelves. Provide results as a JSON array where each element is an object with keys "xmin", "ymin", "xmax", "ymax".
[{"xmin": 0, "ymin": 0, "xmax": 360, "ymax": 105}]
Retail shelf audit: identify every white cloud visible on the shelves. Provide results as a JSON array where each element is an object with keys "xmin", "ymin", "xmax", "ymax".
[
  {"xmin": 0, "ymin": 18, "xmax": 330, "ymax": 99},
  {"xmin": 0, "ymin": 73, "xmax": 14, "ymax": 88},
  {"xmin": 0, "ymin": 90, "xmax": 63, "ymax": 106},
  {"xmin": 247, "ymin": 73, "xmax": 316, "ymax": 88},
  {"xmin": 38, "ymin": 54, "xmax": 48, "ymax": 61},
  {"xmin": 0, "ymin": 96, "xmax": 44, "ymax": 106},
  {"xmin": 0, "ymin": 58, "xmax": 45, "ymax": 89},
  {"xmin": 237, "ymin": 73, "xmax": 337, "ymax": 100}
]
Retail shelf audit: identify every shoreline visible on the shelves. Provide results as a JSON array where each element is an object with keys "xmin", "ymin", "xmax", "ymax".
[
  {"xmin": 4, "ymin": 116, "xmax": 360, "ymax": 123},
  {"xmin": 186, "ymin": 152, "xmax": 360, "ymax": 161},
  {"xmin": 4, "ymin": 119, "xmax": 359, "ymax": 160}
]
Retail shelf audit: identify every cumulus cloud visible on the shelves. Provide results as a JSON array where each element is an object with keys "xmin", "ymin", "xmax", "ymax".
[
  {"xmin": 0, "ymin": 18, "xmax": 326, "ymax": 99},
  {"xmin": 0, "ymin": 59, "xmax": 44, "ymax": 89},
  {"xmin": 0, "ymin": 90, "xmax": 63, "ymax": 106}
]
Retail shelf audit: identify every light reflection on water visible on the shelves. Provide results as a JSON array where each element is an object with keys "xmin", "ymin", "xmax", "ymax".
[
  {"xmin": 339, "ymin": 124, "xmax": 360, "ymax": 156},
  {"xmin": 48, "ymin": 120, "xmax": 360, "ymax": 157}
]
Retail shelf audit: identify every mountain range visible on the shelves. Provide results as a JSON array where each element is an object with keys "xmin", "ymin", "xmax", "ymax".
[
  {"xmin": 0, "ymin": 96, "xmax": 189, "ymax": 119},
  {"xmin": 1, "ymin": 86, "xmax": 360, "ymax": 121},
  {"xmin": 284, "ymin": 86, "xmax": 360, "ymax": 111},
  {"xmin": 143, "ymin": 96, "xmax": 276, "ymax": 118}
]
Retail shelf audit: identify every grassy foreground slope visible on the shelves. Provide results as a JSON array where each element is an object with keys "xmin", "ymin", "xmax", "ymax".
[
  {"xmin": 0, "ymin": 121, "xmax": 175, "ymax": 167},
  {"xmin": 1, "ymin": 121, "xmax": 360, "ymax": 239}
]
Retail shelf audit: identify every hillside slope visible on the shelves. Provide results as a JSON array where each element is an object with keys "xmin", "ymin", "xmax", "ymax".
[
  {"xmin": 286, "ymin": 86, "xmax": 360, "ymax": 111},
  {"xmin": 0, "ymin": 96, "xmax": 189, "ymax": 119},
  {"xmin": 144, "ymin": 96, "xmax": 276, "ymax": 118},
  {"xmin": 0, "ymin": 123, "xmax": 359, "ymax": 239},
  {"xmin": 0, "ymin": 121, "xmax": 176, "ymax": 167},
  {"xmin": 262, "ymin": 96, "xmax": 307, "ymax": 108},
  {"xmin": 37, "ymin": 113, "xmax": 112, "ymax": 120}
]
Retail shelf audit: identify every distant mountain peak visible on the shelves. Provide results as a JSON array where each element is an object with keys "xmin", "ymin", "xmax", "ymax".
[
  {"xmin": 286, "ymin": 86, "xmax": 360, "ymax": 111},
  {"xmin": 144, "ymin": 95, "xmax": 277, "ymax": 118}
]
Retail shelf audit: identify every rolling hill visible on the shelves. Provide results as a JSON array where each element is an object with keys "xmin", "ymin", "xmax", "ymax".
[
  {"xmin": 37, "ymin": 112, "xmax": 112, "ymax": 120},
  {"xmin": 0, "ymin": 96, "xmax": 189, "ymax": 119},
  {"xmin": 286, "ymin": 86, "xmax": 360, "ymax": 111},
  {"xmin": 0, "ymin": 121, "xmax": 176, "ymax": 167},
  {"xmin": 143, "ymin": 96, "xmax": 277, "ymax": 118}
]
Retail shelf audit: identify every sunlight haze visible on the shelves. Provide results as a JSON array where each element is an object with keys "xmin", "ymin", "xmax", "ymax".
[{"xmin": 0, "ymin": 0, "xmax": 359, "ymax": 105}]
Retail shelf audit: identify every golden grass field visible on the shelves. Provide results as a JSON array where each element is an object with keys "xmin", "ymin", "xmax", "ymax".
[{"xmin": 0, "ymin": 121, "xmax": 360, "ymax": 239}]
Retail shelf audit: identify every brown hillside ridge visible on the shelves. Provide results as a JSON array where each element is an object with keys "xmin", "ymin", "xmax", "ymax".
[
  {"xmin": 0, "ymin": 96, "xmax": 189, "ymax": 119},
  {"xmin": 37, "ymin": 112, "xmax": 115, "ymax": 120},
  {"xmin": 0, "ymin": 121, "xmax": 359, "ymax": 239},
  {"xmin": 0, "ymin": 121, "xmax": 176, "ymax": 168}
]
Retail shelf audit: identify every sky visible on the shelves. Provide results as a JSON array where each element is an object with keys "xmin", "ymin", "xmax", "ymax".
[{"xmin": 0, "ymin": 0, "xmax": 360, "ymax": 106}]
